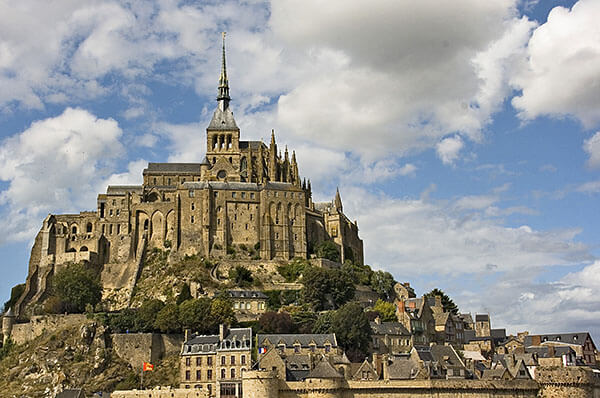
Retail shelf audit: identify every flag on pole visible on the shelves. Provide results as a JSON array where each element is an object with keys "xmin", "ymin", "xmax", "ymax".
[
  {"xmin": 143, "ymin": 362, "xmax": 154, "ymax": 371},
  {"xmin": 258, "ymin": 347, "xmax": 267, "ymax": 354}
]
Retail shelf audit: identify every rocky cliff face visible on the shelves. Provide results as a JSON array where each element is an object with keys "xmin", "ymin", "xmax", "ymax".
[{"xmin": 0, "ymin": 320, "xmax": 179, "ymax": 397}]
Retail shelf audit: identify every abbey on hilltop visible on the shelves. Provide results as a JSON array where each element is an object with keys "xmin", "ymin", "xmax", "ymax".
[{"xmin": 14, "ymin": 34, "xmax": 363, "ymax": 317}]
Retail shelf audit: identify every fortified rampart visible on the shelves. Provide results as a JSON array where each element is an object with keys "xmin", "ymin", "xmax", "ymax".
[
  {"xmin": 111, "ymin": 333, "xmax": 184, "ymax": 369},
  {"xmin": 9, "ymin": 314, "xmax": 87, "ymax": 345}
]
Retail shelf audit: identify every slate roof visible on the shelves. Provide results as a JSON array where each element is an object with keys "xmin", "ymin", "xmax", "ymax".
[
  {"xmin": 491, "ymin": 328, "xmax": 507, "ymax": 344},
  {"xmin": 184, "ymin": 181, "xmax": 261, "ymax": 191},
  {"xmin": 183, "ymin": 327, "xmax": 252, "ymax": 354},
  {"xmin": 475, "ymin": 314, "xmax": 489, "ymax": 322},
  {"xmin": 56, "ymin": 390, "xmax": 85, "ymax": 398},
  {"xmin": 481, "ymin": 368, "xmax": 508, "ymax": 380},
  {"xmin": 459, "ymin": 313, "xmax": 474, "ymax": 325},
  {"xmin": 145, "ymin": 163, "xmax": 203, "ymax": 173},
  {"xmin": 386, "ymin": 356, "xmax": 420, "ymax": 380},
  {"xmin": 307, "ymin": 360, "xmax": 343, "ymax": 379},
  {"xmin": 239, "ymin": 140, "xmax": 266, "ymax": 150},
  {"xmin": 370, "ymin": 321, "xmax": 410, "ymax": 336},
  {"xmin": 524, "ymin": 332, "xmax": 593, "ymax": 347},
  {"xmin": 207, "ymin": 105, "xmax": 239, "ymax": 131},
  {"xmin": 258, "ymin": 334, "xmax": 337, "ymax": 348},
  {"xmin": 106, "ymin": 185, "xmax": 143, "ymax": 195},
  {"xmin": 227, "ymin": 290, "xmax": 268, "ymax": 299}
]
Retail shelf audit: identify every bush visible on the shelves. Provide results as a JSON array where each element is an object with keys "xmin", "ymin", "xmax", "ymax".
[
  {"xmin": 315, "ymin": 241, "xmax": 340, "ymax": 262},
  {"xmin": 53, "ymin": 263, "xmax": 102, "ymax": 313},
  {"xmin": 277, "ymin": 259, "xmax": 308, "ymax": 282},
  {"xmin": 110, "ymin": 309, "xmax": 137, "ymax": 333},
  {"xmin": 135, "ymin": 299, "xmax": 165, "ymax": 332},
  {"xmin": 43, "ymin": 295, "xmax": 64, "ymax": 314},
  {"xmin": 176, "ymin": 283, "xmax": 193, "ymax": 305},
  {"xmin": 259, "ymin": 312, "xmax": 295, "ymax": 334},
  {"xmin": 228, "ymin": 265, "xmax": 253, "ymax": 287},
  {"xmin": 178, "ymin": 298, "xmax": 211, "ymax": 333},
  {"xmin": 154, "ymin": 303, "xmax": 181, "ymax": 333},
  {"xmin": 3, "ymin": 283, "xmax": 25, "ymax": 313}
]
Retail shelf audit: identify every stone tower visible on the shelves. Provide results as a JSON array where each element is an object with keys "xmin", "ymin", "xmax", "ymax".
[{"xmin": 2, "ymin": 307, "xmax": 15, "ymax": 344}]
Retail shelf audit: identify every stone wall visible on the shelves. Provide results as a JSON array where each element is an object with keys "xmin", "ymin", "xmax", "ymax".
[
  {"xmin": 111, "ymin": 333, "xmax": 184, "ymax": 369},
  {"xmin": 9, "ymin": 314, "xmax": 87, "ymax": 345},
  {"xmin": 536, "ymin": 366, "xmax": 600, "ymax": 398},
  {"xmin": 112, "ymin": 388, "xmax": 208, "ymax": 398}
]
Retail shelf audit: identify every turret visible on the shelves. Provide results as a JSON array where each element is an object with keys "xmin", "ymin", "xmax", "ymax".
[
  {"xmin": 2, "ymin": 307, "xmax": 15, "ymax": 345},
  {"xmin": 334, "ymin": 187, "xmax": 343, "ymax": 213}
]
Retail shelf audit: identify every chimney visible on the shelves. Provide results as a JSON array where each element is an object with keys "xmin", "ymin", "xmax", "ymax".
[
  {"xmin": 435, "ymin": 295, "xmax": 442, "ymax": 309},
  {"xmin": 219, "ymin": 324, "xmax": 227, "ymax": 341},
  {"xmin": 184, "ymin": 329, "xmax": 190, "ymax": 342}
]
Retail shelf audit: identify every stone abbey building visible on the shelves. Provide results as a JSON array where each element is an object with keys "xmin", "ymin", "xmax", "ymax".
[{"xmin": 14, "ymin": 36, "xmax": 363, "ymax": 316}]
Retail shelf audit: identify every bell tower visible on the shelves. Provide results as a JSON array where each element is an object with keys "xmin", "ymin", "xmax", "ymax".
[{"xmin": 206, "ymin": 32, "xmax": 241, "ymax": 181}]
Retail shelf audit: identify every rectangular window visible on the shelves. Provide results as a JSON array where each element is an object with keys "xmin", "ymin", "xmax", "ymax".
[
  {"xmin": 116, "ymin": 209, "xmax": 120, "ymax": 216},
  {"xmin": 186, "ymin": 358, "xmax": 191, "ymax": 366},
  {"xmin": 207, "ymin": 357, "xmax": 213, "ymax": 366},
  {"xmin": 196, "ymin": 357, "xmax": 202, "ymax": 366},
  {"xmin": 112, "ymin": 199, "xmax": 116, "ymax": 205},
  {"xmin": 191, "ymin": 203, "xmax": 195, "ymax": 210},
  {"xmin": 214, "ymin": 192, "xmax": 218, "ymax": 198},
  {"xmin": 185, "ymin": 370, "xmax": 190, "ymax": 380},
  {"xmin": 117, "ymin": 224, "xmax": 121, "ymax": 235},
  {"xmin": 232, "ymin": 192, "xmax": 236, "ymax": 198},
  {"xmin": 250, "ymin": 193, "xmax": 255, "ymax": 199},
  {"xmin": 241, "ymin": 355, "xmax": 246, "ymax": 365},
  {"xmin": 231, "ymin": 355, "xmax": 235, "ymax": 365},
  {"xmin": 207, "ymin": 369, "xmax": 212, "ymax": 380},
  {"xmin": 250, "ymin": 214, "xmax": 253, "ymax": 221},
  {"xmin": 109, "ymin": 224, "xmax": 113, "ymax": 235},
  {"xmin": 109, "ymin": 209, "xmax": 113, "ymax": 216},
  {"xmin": 241, "ymin": 192, "xmax": 246, "ymax": 198},
  {"xmin": 275, "ymin": 232, "xmax": 279, "ymax": 239},
  {"xmin": 196, "ymin": 370, "xmax": 201, "ymax": 380},
  {"xmin": 121, "ymin": 199, "xmax": 125, "ymax": 205},
  {"xmin": 168, "ymin": 178, "xmax": 171, "ymax": 185},
  {"xmin": 221, "ymin": 356, "xmax": 225, "ymax": 365},
  {"xmin": 191, "ymin": 216, "xmax": 195, "ymax": 224},
  {"xmin": 245, "ymin": 224, "xmax": 248, "ymax": 230},
  {"xmin": 217, "ymin": 219, "xmax": 221, "ymax": 226},
  {"xmin": 189, "ymin": 190, "xmax": 195, "ymax": 197}
]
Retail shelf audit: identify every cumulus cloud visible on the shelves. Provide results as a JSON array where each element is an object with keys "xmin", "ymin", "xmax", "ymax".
[
  {"xmin": 342, "ymin": 187, "xmax": 591, "ymax": 277},
  {"xmin": 511, "ymin": 0, "xmax": 600, "ymax": 127},
  {"xmin": 583, "ymin": 132, "xmax": 600, "ymax": 168},
  {"xmin": 436, "ymin": 135, "xmax": 464, "ymax": 164},
  {"xmin": 0, "ymin": 108, "xmax": 124, "ymax": 242}
]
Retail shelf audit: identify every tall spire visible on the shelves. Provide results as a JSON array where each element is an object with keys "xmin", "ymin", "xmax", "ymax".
[
  {"xmin": 217, "ymin": 32, "xmax": 230, "ymax": 109},
  {"xmin": 334, "ymin": 187, "xmax": 343, "ymax": 212}
]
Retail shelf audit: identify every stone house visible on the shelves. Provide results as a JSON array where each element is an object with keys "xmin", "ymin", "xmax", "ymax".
[
  {"xmin": 257, "ymin": 333, "xmax": 341, "ymax": 357},
  {"xmin": 396, "ymin": 296, "xmax": 436, "ymax": 346},
  {"xmin": 370, "ymin": 317, "xmax": 412, "ymax": 354},
  {"xmin": 180, "ymin": 325, "xmax": 252, "ymax": 397},
  {"xmin": 475, "ymin": 314, "xmax": 491, "ymax": 337},
  {"xmin": 524, "ymin": 332, "xmax": 597, "ymax": 366},
  {"xmin": 226, "ymin": 290, "xmax": 267, "ymax": 321}
]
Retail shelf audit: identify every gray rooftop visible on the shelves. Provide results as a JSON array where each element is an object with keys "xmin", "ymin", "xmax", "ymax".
[
  {"xmin": 258, "ymin": 334, "xmax": 338, "ymax": 348},
  {"xmin": 227, "ymin": 290, "xmax": 268, "ymax": 299},
  {"xmin": 307, "ymin": 360, "xmax": 343, "ymax": 379},
  {"xmin": 207, "ymin": 105, "xmax": 239, "ymax": 131},
  {"xmin": 183, "ymin": 327, "xmax": 252, "ymax": 355},
  {"xmin": 370, "ymin": 321, "xmax": 410, "ymax": 336},
  {"xmin": 183, "ymin": 181, "xmax": 261, "ymax": 191},
  {"xmin": 239, "ymin": 140, "xmax": 266, "ymax": 151},
  {"xmin": 106, "ymin": 185, "xmax": 143, "ymax": 195},
  {"xmin": 475, "ymin": 314, "xmax": 489, "ymax": 322},
  {"xmin": 145, "ymin": 163, "xmax": 203, "ymax": 173},
  {"xmin": 524, "ymin": 332, "xmax": 593, "ymax": 347}
]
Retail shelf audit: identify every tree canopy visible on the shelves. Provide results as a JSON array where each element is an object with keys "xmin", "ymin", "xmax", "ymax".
[
  {"xmin": 228, "ymin": 265, "xmax": 254, "ymax": 287},
  {"xmin": 315, "ymin": 241, "xmax": 340, "ymax": 262},
  {"xmin": 259, "ymin": 311, "xmax": 295, "ymax": 334},
  {"xmin": 372, "ymin": 299, "xmax": 397, "ymax": 322},
  {"xmin": 300, "ymin": 266, "xmax": 355, "ymax": 310},
  {"xmin": 52, "ymin": 263, "xmax": 102, "ymax": 313},
  {"xmin": 369, "ymin": 270, "xmax": 396, "ymax": 300},
  {"xmin": 424, "ymin": 288, "xmax": 459, "ymax": 315}
]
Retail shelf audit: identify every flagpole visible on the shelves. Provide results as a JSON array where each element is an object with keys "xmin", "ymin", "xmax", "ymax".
[{"xmin": 140, "ymin": 364, "xmax": 143, "ymax": 390}]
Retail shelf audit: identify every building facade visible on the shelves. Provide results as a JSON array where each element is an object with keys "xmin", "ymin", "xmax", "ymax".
[{"xmin": 180, "ymin": 325, "xmax": 252, "ymax": 397}]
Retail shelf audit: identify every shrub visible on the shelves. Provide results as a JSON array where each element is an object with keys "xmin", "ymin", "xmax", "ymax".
[
  {"xmin": 53, "ymin": 263, "xmax": 102, "ymax": 313},
  {"xmin": 315, "ymin": 241, "xmax": 340, "ymax": 262},
  {"xmin": 228, "ymin": 265, "xmax": 253, "ymax": 287},
  {"xmin": 43, "ymin": 295, "xmax": 64, "ymax": 314}
]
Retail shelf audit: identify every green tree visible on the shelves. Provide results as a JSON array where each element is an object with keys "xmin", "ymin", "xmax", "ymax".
[
  {"xmin": 53, "ymin": 263, "xmax": 102, "ymax": 313},
  {"xmin": 3, "ymin": 283, "xmax": 25, "ymax": 313},
  {"xmin": 312, "ymin": 311, "xmax": 334, "ymax": 334},
  {"xmin": 301, "ymin": 267, "xmax": 355, "ymax": 310},
  {"xmin": 110, "ymin": 309, "xmax": 137, "ymax": 333},
  {"xmin": 176, "ymin": 283, "xmax": 193, "ymax": 305},
  {"xmin": 315, "ymin": 241, "xmax": 340, "ymax": 262},
  {"xmin": 259, "ymin": 311, "xmax": 295, "ymax": 334},
  {"xmin": 424, "ymin": 288, "xmax": 459, "ymax": 315},
  {"xmin": 178, "ymin": 298, "xmax": 212, "ymax": 333},
  {"xmin": 291, "ymin": 309, "xmax": 318, "ymax": 334},
  {"xmin": 372, "ymin": 299, "xmax": 397, "ymax": 322},
  {"xmin": 369, "ymin": 270, "xmax": 396, "ymax": 300},
  {"xmin": 135, "ymin": 299, "xmax": 165, "ymax": 332},
  {"xmin": 330, "ymin": 302, "xmax": 372, "ymax": 362},
  {"xmin": 341, "ymin": 262, "xmax": 373, "ymax": 286},
  {"xmin": 228, "ymin": 265, "xmax": 253, "ymax": 287},
  {"xmin": 208, "ymin": 297, "xmax": 235, "ymax": 332},
  {"xmin": 154, "ymin": 303, "xmax": 181, "ymax": 333},
  {"xmin": 277, "ymin": 258, "xmax": 308, "ymax": 282}
]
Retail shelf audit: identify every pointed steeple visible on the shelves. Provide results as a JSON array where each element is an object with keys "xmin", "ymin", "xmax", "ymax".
[
  {"xmin": 334, "ymin": 187, "xmax": 343, "ymax": 212},
  {"xmin": 217, "ymin": 32, "xmax": 230, "ymax": 109}
]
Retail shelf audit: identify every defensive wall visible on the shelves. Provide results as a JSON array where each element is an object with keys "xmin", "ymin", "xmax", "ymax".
[
  {"xmin": 111, "ymin": 333, "xmax": 184, "ymax": 368},
  {"xmin": 9, "ymin": 314, "xmax": 87, "ymax": 345}
]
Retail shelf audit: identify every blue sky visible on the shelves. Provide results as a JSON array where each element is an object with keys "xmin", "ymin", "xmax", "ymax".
[{"xmin": 1, "ymin": 0, "xmax": 599, "ymax": 340}]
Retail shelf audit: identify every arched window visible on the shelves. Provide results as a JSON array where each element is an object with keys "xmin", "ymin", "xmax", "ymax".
[
  {"xmin": 231, "ymin": 368, "xmax": 235, "ymax": 379},
  {"xmin": 240, "ymin": 157, "xmax": 247, "ymax": 172},
  {"xmin": 86, "ymin": 222, "xmax": 93, "ymax": 233},
  {"xmin": 80, "ymin": 246, "xmax": 88, "ymax": 252},
  {"xmin": 144, "ymin": 220, "xmax": 149, "ymax": 230},
  {"xmin": 71, "ymin": 225, "xmax": 78, "ymax": 234}
]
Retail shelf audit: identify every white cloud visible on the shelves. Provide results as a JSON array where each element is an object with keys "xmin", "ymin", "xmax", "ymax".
[
  {"xmin": 152, "ymin": 121, "xmax": 207, "ymax": 163},
  {"xmin": 398, "ymin": 163, "xmax": 417, "ymax": 177},
  {"xmin": 436, "ymin": 135, "xmax": 464, "ymax": 164},
  {"xmin": 342, "ymin": 187, "xmax": 590, "ymax": 277},
  {"xmin": 511, "ymin": 0, "xmax": 600, "ymax": 127},
  {"xmin": 100, "ymin": 159, "xmax": 146, "ymax": 188},
  {"xmin": 583, "ymin": 132, "xmax": 600, "ymax": 168},
  {"xmin": 0, "ymin": 108, "xmax": 124, "ymax": 243},
  {"xmin": 576, "ymin": 180, "xmax": 600, "ymax": 193}
]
